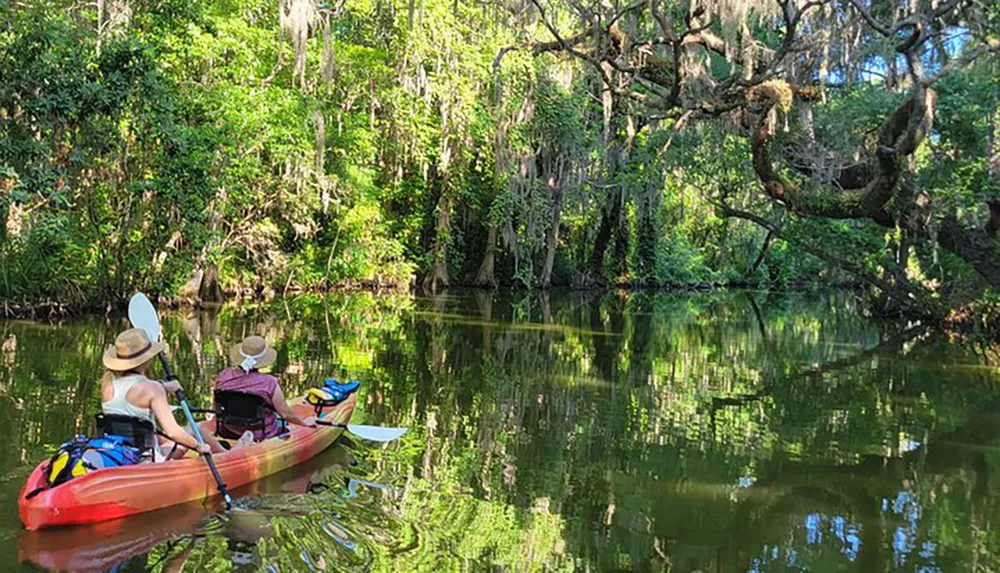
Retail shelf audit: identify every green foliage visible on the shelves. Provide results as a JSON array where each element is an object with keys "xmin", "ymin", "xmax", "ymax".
[{"xmin": 1, "ymin": 0, "xmax": 995, "ymax": 307}]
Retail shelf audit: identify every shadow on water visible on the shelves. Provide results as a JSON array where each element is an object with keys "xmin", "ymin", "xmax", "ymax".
[{"xmin": 2, "ymin": 289, "xmax": 1000, "ymax": 571}]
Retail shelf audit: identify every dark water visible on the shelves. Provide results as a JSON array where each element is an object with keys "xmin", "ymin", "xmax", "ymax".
[{"xmin": 1, "ymin": 290, "xmax": 999, "ymax": 572}]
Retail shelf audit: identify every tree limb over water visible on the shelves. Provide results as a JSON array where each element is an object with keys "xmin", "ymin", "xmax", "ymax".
[{"xmin": 519, "ymin": 0, "xmax": 997, "ymax": 318}]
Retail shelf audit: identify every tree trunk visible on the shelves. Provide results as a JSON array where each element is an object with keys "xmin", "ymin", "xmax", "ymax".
[
  {"xmin": 0, "ymin": 171, "xmax": 12, "ymax": 241},
  {"xmin": 423, "ymin": 96, "xmax": 454, "ymax": 293},
  {"xmin": 986, "ymin": 98, "xmax": 1000, "ymax": 238},
  {"xmin": 313, "ymin": 108, "xmax": 326, "ymax": 180},
  {"xmin": 107, "ymin": 0, "xmax": 131, "ymax": 34},
  {"xmin": 539, "ymin": 178, "xmax": 564, "ymax": 288},
  {"xmin": 988, "ymin": 101, "xmax": 999, "ymax": 180},
  {"xmin": 588, "ymin": 76, "xmax": 627, "ymax": 283},
  {"xmin": 609, "ymin": 112, "xmax": 637, "ymax": 281},
  {"xmin": 479, "ymin": 60, "xmax": 507, "ymax": 290},
  {"xmin": 885, "ymin": 50, "xmax": 898, "ymax": 89},
  {"xmin": 199, "ymin": 263, "xmax": 224, "ymax": 302},
  {"xmin": 748, "ymin": 229, "xmax": 775, "ymax": 278},
  {"xmin": 539, "ymin": 216, "xmax": 561, "ymax": 288},
  {"xmin": 320, "ymin": 13, "xmax": 336, "ymax": 85},
  {"xmin": 474, "ymin": 225, "xmax": 498, "ymax": 287},
  {"xmin": 98, "ymin": 0, "xmax": 131, "ymax": 56},
  {"xmin": 179, "ymin": 269, "xmax": 204, "ymax": 300},
  {"xmin": 611, "ymin": 204, "xmax": 629, "ymax": 279},
  {"xmin": 423, "ymin": 193, "xmax": 451, "ymax": 292},
  {"xmin": 96, "ymin": 0, "xmax": 105, "ymax": 56},
  {"xmin": 589, "ymin": 198, "xmax": 621, "ymax": 279},
  {"xmin": 987, "ymin": 201, "xmax": 1000, "ymax": 240},
  {"xmin": 635, "ymin": 205, "xmax": 657, "ymax": 281}
]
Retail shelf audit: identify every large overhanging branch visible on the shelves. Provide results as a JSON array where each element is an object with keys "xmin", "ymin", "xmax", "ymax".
[
  {"xmin": 514, "ymin": 0, "xmax": 1000, "ymax": 295},
  {"xmin": 748, "ymin": 0, "xmax": 950, "ymax": 216},
  {"xmin": 750, "ymin": 82, "xmax": 935, "ymax": 219},
  {"xmin": 752, "ymin": 82, "xmax": 1000, "ymax": 291}
]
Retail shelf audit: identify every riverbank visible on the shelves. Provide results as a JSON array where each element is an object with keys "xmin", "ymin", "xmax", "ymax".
[{"xmin": 0, "ymin": 279, "xmax": 863, "ymax": 321}]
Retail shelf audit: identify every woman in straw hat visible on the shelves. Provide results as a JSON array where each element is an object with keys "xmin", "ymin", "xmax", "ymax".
[
  {"xmin": 214, "ymin": 335, "xmax": 317, "ymax": 442},
  {"xmin": 102, "ymin": 328, "xmax": 233, "ymax": 461}
]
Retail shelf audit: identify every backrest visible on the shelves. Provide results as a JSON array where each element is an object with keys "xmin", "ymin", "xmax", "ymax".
[
  {"xmin": 215, "ymin": 390, "xmax": 270, "ymax": 425},
  {"xmin": 214, "ymin": 390, "xmax": 272, "ymax": 440},
  {"xmin": 95, "ymin": 413, "xmax": 157, "ymax": 453}
]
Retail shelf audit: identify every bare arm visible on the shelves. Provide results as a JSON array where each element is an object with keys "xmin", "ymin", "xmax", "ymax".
[
  {"xmin": 147, "ymin": 384, "xmax": 204, "ymax": 450},
  {"xmin": 271, "ymin": 385, "xmax": 315, "ymax": 427}
]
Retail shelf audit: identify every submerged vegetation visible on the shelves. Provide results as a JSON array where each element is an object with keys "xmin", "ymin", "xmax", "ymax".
[{"xmin": 1, "ymin": 0, "xmax": 999, "ymax": 322}]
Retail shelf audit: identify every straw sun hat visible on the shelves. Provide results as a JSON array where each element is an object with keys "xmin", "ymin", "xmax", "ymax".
[
  {"xmin": 230, "ymin": 336, "xmax": 277, "ymax": 371},
  {"xmin": 102, "ymin": 328, "xmax": 165, "ymax": 371}
]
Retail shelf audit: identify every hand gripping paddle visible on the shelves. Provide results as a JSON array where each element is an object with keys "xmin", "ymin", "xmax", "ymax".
[{"xmin": 128, "ymin": 292, "xmax": 235, "ymax": 509}]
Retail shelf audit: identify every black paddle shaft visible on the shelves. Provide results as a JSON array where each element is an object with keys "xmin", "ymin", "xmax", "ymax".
[
  {"xmin": 157, "ymin": 353, "xmax": 177, "ymax": 381},
  {"xmin": 156, "ymin": 352, "xmax": 234, "ymax": 508}
]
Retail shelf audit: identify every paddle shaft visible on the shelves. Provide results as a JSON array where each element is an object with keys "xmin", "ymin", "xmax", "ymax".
[
  {"xmin": 315, "ymin": 420, "xmax": 347, "ymax": 429},
  {"xmin": 157, "ymin": 353, "xmax": 234, "ymax": 509}
]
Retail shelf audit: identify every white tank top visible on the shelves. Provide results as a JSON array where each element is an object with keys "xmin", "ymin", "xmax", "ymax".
[{"xmin": 102, "ymin": 374, "xmax": 156, "ymax": 424}]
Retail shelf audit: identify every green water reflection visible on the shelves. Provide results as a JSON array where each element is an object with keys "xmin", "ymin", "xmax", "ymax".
[{"xmin": 1, "ymin": 290, "xmax": 999, "ymax": 571}]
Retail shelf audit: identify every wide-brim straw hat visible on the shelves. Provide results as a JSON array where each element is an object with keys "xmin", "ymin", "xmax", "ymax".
[
  {"xmin": 230, "ymin": 335, "xmax": 277, "ymax": 370},
  {"xmin": 103, "ymin": 328, "xmax": 165, "ymax": 371}
]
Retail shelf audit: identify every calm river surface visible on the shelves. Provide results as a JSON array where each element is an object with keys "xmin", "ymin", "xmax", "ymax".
[{"xmin": 0, "ymin": 290, "xmax": 998, "ymax": 572}]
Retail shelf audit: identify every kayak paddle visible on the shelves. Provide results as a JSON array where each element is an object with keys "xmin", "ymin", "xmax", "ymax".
[
  {"xmin": 315, "ymin": 420, "xmax": 407, "ymax": 443},
  {"xmin": 128, "ymin": 292, "xmax": 235, "ymax": 509}
]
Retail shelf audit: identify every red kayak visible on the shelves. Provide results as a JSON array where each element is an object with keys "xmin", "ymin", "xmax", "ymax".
[
  {"xmin": 19, "ymin": 394, "xmax": 354, "ymax": 530},
  {"xmin": 19, "ymin": 444, "xmax": 358, "ymax": 571}
]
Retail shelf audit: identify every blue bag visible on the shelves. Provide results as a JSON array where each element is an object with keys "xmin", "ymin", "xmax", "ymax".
[{"xmin": 45, "ymin": 434, "xmax": 142, "ymax": 487}]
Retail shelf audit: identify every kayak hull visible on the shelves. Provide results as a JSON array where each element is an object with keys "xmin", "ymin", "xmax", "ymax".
[
  {"xmin": 18, "ymin": 445, "xmax": 358, "ymax": 571},
  {"xmin": 19, "ymin": 394, "xmax": 354, "ymax": 530}
]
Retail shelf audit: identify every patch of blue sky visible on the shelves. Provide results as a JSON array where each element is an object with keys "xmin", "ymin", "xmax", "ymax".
[{"xmin": 812, "ymin": 25, "xmax": 972, "ymax": 86}]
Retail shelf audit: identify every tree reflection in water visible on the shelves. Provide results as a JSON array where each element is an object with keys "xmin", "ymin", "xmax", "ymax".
[{"xmin": 1, "ymin": 290, "xmax": 999, "ymax": 571}]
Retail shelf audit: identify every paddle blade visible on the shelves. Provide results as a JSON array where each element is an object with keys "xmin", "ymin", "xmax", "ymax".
[
  {"xmin": 345, "ymin": 424, "xmax": 407, "ymax": 443},
  {"xmin": 127, "ymin": 292, "xmax": 161, "ymax": 342}
]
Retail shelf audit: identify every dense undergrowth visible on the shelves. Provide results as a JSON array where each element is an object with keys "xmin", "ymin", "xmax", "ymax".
[{"xmin": 1, "ymin": 0, "xmax": 998, "ymax": 322}]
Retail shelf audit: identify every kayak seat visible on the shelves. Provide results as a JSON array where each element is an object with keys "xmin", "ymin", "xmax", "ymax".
[
  {"xmin": 95, "ymin": 413, "xmax": 158, "ymax": 461},
  {"xmin": 214, "ymin": 390, "xmax": 287, "ymax": 441}
]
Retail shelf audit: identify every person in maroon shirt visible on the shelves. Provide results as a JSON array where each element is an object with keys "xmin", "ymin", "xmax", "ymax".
[{"xmin": 215, "ymin": 336, "xmax": 317, "ymax": 442}]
